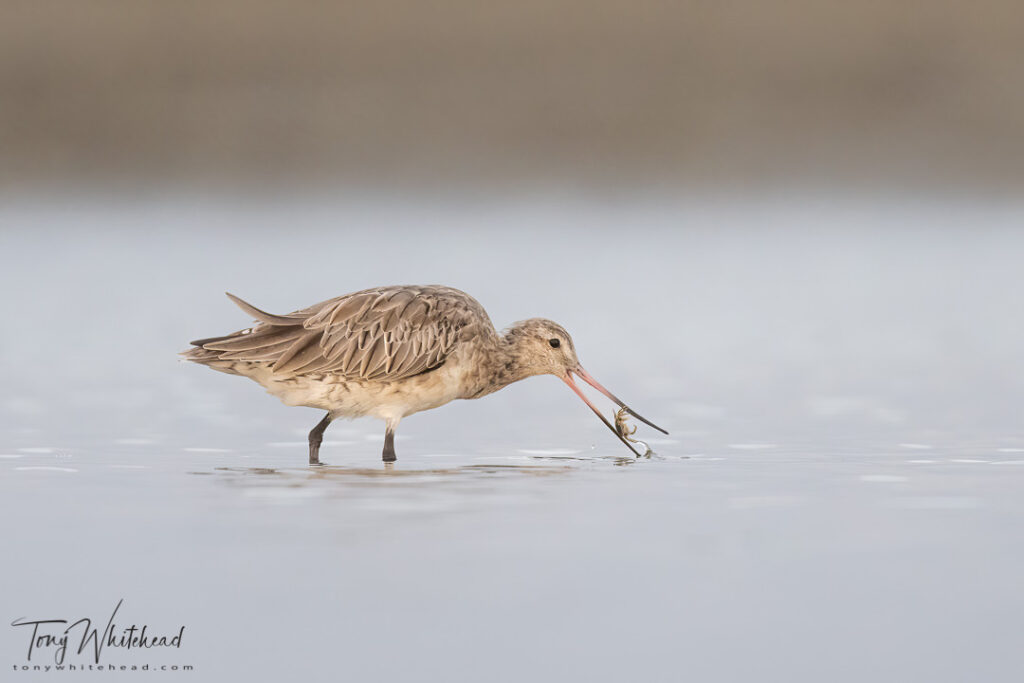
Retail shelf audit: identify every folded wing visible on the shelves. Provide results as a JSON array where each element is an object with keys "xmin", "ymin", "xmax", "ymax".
[{"xmin": 193, "ymin": 286, "xmax": 489, "ymax": 380}]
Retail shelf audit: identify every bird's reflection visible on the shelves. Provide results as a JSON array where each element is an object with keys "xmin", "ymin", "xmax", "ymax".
[{"xmin": 192, "ymin": 461, "xmax": 574, "ymax": 485}]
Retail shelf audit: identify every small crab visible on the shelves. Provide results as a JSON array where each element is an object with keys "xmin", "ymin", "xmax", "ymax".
[{"xmin": 615, "ymin": 407, "xmax": 653, "ymax": 458}]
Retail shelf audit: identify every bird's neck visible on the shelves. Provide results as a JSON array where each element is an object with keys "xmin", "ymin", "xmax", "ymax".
[{"xmin": 467, "ymin": 333, "xmax": 537, "ymax": 398}]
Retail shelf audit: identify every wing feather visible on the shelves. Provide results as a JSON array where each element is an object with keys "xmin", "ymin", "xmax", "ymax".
[
  {"xmin": 193, "ymin": 286, "xmax": 495, "ymax": 381},
  {"xmin": 202, "ymin": 325, "xmax": 300, "ymax": 353},
  {"xmin": 219, "ymin": 338, "xmax": 296, "ymax": 360},
  {"xmin": 274, "ymin": 332, "xmax": 322, "ymax": 374}
]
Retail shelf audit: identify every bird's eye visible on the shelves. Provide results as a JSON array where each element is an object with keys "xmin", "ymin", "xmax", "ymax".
[{"xmin": 548, "ymin": 338, "xmax": 561, "ymax": 348}]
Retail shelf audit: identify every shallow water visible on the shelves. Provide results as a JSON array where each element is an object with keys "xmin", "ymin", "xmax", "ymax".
[{"xmin": 1, "ymin": 195, "xmax": 1023, "ymax": 681}]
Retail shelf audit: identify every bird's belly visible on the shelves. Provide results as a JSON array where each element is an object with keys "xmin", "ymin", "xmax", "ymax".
[{"xmin": 235, "ymin": 362, "xmax": 467, "ymax": 421}]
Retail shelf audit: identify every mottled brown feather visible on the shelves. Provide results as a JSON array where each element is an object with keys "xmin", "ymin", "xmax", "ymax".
[{"xmin": 192, "ymin": 285, "xmax": 495, "ymax": 381}]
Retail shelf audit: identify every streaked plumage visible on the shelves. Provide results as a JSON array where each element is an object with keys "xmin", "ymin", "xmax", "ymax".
[{"xmin": 184, "ymin": 285, "xmax": 666, "ymax": 464}]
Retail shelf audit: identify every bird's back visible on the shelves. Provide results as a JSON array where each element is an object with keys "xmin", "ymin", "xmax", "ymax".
[{"xmin": 183, "ymin": 285, "xmax": 497, "ymax": 383}]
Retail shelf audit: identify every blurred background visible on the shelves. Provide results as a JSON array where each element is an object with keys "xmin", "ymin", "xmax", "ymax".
[{"xmin": 2, "ymin": 0, "xmax": 1022, "ymax": 193}]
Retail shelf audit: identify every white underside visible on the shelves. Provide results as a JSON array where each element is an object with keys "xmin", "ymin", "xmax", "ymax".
[{"xmin": 213, "ymin": 355, "xmax": 477, "ymax": 425}]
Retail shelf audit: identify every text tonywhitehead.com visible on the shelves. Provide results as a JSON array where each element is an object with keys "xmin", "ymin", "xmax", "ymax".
[{"xmin": 12, "ymin": 664, "xmax": 194, "ymax": 672}]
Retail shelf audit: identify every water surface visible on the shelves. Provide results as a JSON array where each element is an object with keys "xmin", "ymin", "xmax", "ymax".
[{"xmin": 1, "ymin": 195, "xmax": 1022, "ymax": 681}]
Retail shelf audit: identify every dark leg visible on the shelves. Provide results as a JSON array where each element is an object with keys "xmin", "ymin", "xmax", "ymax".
[
  {"xmin": 308, "ymin": 413, "xmax": 332, "ymax": 465},
  {"xmin": 382, "ymin": 425, "xmax": 397, "ymax": 463}
]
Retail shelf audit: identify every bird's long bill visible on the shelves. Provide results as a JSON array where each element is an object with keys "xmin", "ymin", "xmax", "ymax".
[{"xmin": 562, "ymin": 365, "xmax": 669, "ymax": 456}]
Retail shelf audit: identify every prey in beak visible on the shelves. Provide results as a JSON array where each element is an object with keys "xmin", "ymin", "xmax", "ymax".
[{"xmin": 561, "ymin": 365, "xmax": 668, "ymax": 457}]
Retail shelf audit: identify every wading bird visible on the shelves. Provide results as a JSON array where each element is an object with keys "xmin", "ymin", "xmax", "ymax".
[{"xmin": 184, "ymin": 286, "xmax": 666, "ymax": 464}]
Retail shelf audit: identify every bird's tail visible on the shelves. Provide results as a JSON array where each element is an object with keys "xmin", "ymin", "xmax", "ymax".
[
  {"xmin": 181, "ymin": 293, "xmax": 264, "ymax": 371},
  {"xmin": 182, "ymin": 292, "xmax": 304, "ymax": 374},
  {"xmin": 181, "ymin": 332, "xmax": 249, "ymax": 374}
]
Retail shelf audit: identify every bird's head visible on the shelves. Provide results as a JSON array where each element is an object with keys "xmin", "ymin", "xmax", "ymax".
[
  {"xmin": 505, "ymin": 318, "xmax": 580, "ymax": 377},
  {"xmin": 504, "ymin": 318, "xmax": 668, "ymax": 455}
]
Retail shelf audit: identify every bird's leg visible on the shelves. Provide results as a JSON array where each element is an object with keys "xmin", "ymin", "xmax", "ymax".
[
  {"xmin": 308, "ymin": 413, "xmax": 333, "ymax": 466},
  {"xmin": 382, "ymin": 420, "xmax": 397, "ymax": 463}
]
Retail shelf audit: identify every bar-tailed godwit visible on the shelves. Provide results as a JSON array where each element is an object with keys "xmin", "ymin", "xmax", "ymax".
[{"xmin": 184, "ymin": 285, "xmax": 666, "ymax": 464}]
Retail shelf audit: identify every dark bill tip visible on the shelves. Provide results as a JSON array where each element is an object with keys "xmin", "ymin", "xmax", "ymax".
[{"xmin": 573, "ymin": 365, "xmax": 668, "ymax": 435}]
